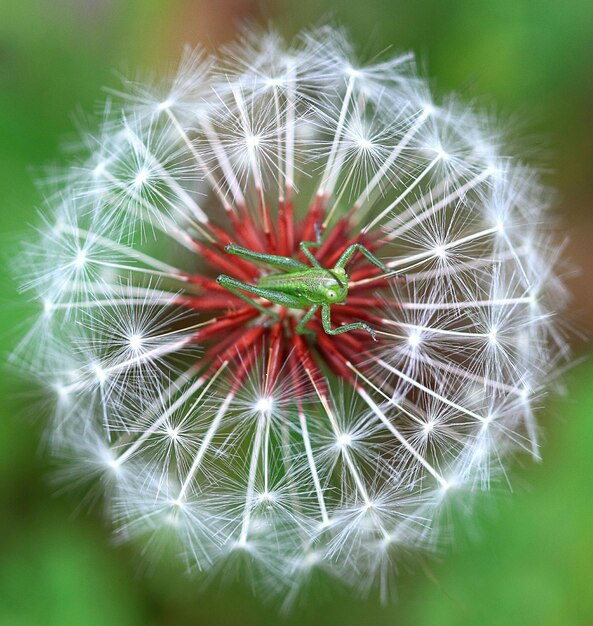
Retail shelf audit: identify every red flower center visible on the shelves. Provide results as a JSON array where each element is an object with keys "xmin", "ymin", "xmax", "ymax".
[{"xmin": 176, "ymin": 196, "xmax": 400, "ymax": 401}]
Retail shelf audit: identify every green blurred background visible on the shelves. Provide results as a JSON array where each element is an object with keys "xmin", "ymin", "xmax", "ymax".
[{"xmin": 1, "ymin": 1, "xmax": 592, "ymax": 624}]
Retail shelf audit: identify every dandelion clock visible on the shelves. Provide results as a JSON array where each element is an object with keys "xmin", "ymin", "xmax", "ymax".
[{"xmin": 16, "ymin": 26, "xmax": 568, "ymax": 606}]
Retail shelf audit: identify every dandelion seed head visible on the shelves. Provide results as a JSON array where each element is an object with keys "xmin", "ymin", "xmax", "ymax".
[
  {"xmin": 54, "ymin": 383, "xmax": 69, "ymax": 399},
  {"xmin": 133, "ymin": 167, "xmax": 149, "ymax": 188},
  {"xmin": 440, "ymin": 479, "xmax": 454, "ymax": 494},
  {"xmin": 74, "ymin": 250, "xmax": 87, "ymax": 267},
  {"xmin": 336, "ymin": 433, "xmax": 352, "ymax": 448},
  {"xmin": 156, "ymin": 99, "xmax": 173, "ymax": 112},
  {"xmin": 92, "ymin": 364, "xmax": 106, "ymax": 384},
  {"xmin": 433, "ymin": 143, "xmax": 449, "ymax": 160},
  {"xmin": 422, "ymin": 420, "xmax": 435, "ymax": 435},
  {"xmin": 264, "ymin": 76, "xmax": 284, "ymax": 89},
  {"xmin": 408, "ymin": 331, "xmax": 421, "ymax": 348},
  {"xmin": 433, "ymin": 245, "xmax": 447, "ymax": 259},
  {"xmin": 165, "ymin": 425, "xmax": 179, "ymax": 440},
  {"xmin": 93, "ymin": 161, "xmax": 106, "ymax": 178},
  {"xmin": 245, "ymin": 134, "xmax": 261, "ymax": 149},
  {"xmin": 128, "ymin": 333, "xmax": 143, "ymax": 351},
  {"xmin": 15, "ymin": 25, "xmax": 569, "ymax": 606},
  {"xmin": 254, "ymin": 396, "xmax": 273, "ymax": 413}
]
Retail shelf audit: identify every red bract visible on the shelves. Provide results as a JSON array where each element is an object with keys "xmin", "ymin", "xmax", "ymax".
[{"xmin": 181, "ymin": 203, "xmax": 396, "ymax": 400}]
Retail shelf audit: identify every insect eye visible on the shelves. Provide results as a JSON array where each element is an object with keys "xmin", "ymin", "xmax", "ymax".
[{"xmin": 327, "ymin": 290, "xmax": 336, "ymax": 299}]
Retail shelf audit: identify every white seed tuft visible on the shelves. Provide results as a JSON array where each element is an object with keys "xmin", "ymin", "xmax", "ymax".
[{"xmin": 15, "ymin": 25, "xmax": 569, "ymax": 605}]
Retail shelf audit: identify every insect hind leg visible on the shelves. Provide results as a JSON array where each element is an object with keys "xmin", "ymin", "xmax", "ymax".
[
  {"xmin": 224, "ymin": 243, "xmax": 307, "ymax": 272},
  {"xmin": 216, "ymin": 275, "xmax": 280, "ymax": 319},
  {"xmin": 321, "ymin": 304, "xmax": 377, "ymax": 341}
]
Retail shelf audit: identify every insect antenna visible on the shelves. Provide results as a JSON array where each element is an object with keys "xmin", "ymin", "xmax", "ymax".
[{"xmin": 327, "ymin": 269, "xmax": 345, "ymax": 288}]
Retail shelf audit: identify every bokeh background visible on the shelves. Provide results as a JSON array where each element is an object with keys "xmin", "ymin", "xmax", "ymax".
[{"xmin": 1, "ymin": 1, "xmax": 592, "ymax": 624}]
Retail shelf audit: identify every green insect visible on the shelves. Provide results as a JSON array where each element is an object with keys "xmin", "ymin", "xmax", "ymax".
[{"xmin": 216, "ymin": 241, "xmax": 389, "ymax": 340}]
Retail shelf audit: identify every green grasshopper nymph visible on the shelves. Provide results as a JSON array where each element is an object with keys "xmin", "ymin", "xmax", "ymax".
[{"xmin": 216, "ymin": 241, "xmax": 389, "ymax": 340}]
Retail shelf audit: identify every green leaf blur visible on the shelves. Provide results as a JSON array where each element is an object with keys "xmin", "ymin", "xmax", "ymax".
[{"xmin": 1, "ymin": 1, "xmax": 591, "ymax": 624}]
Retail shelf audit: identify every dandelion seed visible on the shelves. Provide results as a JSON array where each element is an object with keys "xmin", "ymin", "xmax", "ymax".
[
  {"xmin": 16, "ymin": 25, "xmax": 568, "ymax": 605},
  {"xmin": 74, "ymin": 250, "xmax": 87, "ymax": 267},
  {"xmin": 131, "ymin": 337, "xmax": 145, "ymax": 354},
  {"xmin": 408, "ymin": 331, "xmax": 422, "ymax": 348}
]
